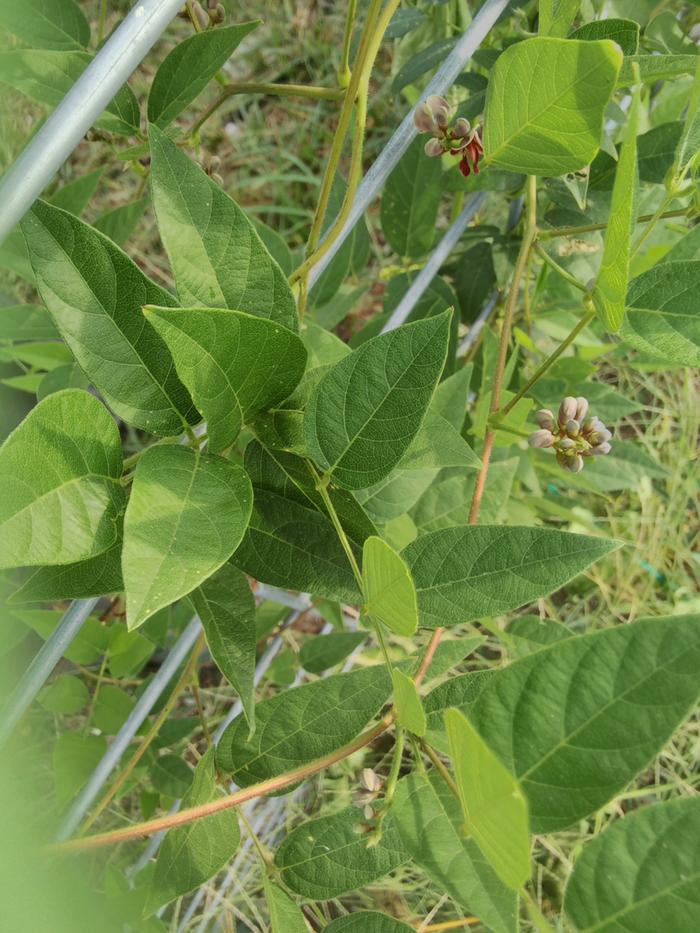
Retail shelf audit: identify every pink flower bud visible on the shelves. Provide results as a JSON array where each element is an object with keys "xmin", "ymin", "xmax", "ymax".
[
  {"xmin": 535, "ymin": 409, "xmax": 555, "ymax": 431},
  {"xmin": 435, "ymin": 109, "xmax": 450, "ymax": 131},
  {"xmin": 557, "ymin": 437, "xmax": 576, "ymax": 451},
  {"xmin": 414, "ymin": 104, "xmax": 436, "ymax": 134},
  {"xmin": 566, "ymin": 454, "xmax": 584, "ymax": 473},
  {"xmin": 590, "ymin": 441, "xmax": 612, "ymax": 456},
  {"xmin": 575, "ymin": 396, "xmax": 589, "ymax": 422},
  {"xmin": 452, "ymin": 117, "xmax": 472, "ymax": 138},
  {"xmin": 424, "ymin": 138, "xmax": 444, "ymax": 158},
  {"xmin": 565, "ymin": 419, "xmax": 580, "ymax": 438},
  {"xmin": 426, "ymin": 95, "xmax": 450, "ymax": 115},
  {"xmin": 528, "ymin": 429, "xmax": 555, "ymax": 449},
  {"xmin": 558, "ymin": 396, "xmax": 578, "ymax": 426}
]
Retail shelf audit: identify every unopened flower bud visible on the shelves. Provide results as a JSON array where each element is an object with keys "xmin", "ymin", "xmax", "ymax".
[
  {"xmin": 565, "ymin": 419, "xmax": 580, "ymax": 439},
  {"xmin": 191, "ymin": 0, "xmax": 209, "ymax": 30},
  {"xmin": 566, "ymin": 454, "xmax": 584, "ymax": 473},
  {"xmin": 424, "ymin": 138, "xmax": 444, "ymax": 158},
  {"xmin": 575, "ymin": 396, "xmax": 589, "ymax": 422},
  {"xmin": 590, "ymin": 441, "xmax": 612, "ymax": 456},
  {"xmin": 361, "ymin": 768, "xmax": 382, "ymax": 793},
  {"xmin": 528, "ymin": 429, "xmax": 555, "ymax": 449},
  {"xmin": 558, "ymin": 396, "xmax": 578, "ymax": 426},
  {"xmin": 452, "ymin": 117, "xmax": 471, "ymax": 138},
  {"xmin": 425, "ymin": 95, "xmax": 450, "ymax": 116},
  {"xmin": 435, "ymin": 109, "xmax": 449, "ymax": 131},
  {"xmin": 557, "ymin": 437, "xmax": 576, "ymax": 451},
  {"xmin": 535, "ymin": 409, "xmax": 555, "ymax": 431},
  {"xmin": 414, "ymin": 103, "xmax": 436, "ymax": 134},
  {"xmin": 209, "ymin": 3, "xmax": 225, "ymax": 24}
]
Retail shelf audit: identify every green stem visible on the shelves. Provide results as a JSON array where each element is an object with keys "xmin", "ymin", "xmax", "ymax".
[
  {"xmin": 534, "ymin": 243, "xmax": 587, "ymax": 292},
  {"xmin": 97, "ymin": 0, "xmax": 107, "ymax": 45},
  {"xmin": 631, "ymin": 195, "xmax": 674, "ymax": 257},
  {"xmin": 421, "ymin": 739, "xmax": 461, "ymax": 803},
  {"xmin": 537, "ymin": 208, "xmax": 690, "ymax": 240},
  {"xmin": 307, "ymin": 461, "xmax": 362, "ymax": 586},
  {"xmin": 190, "ymin": 83, "xmax": 344, "ymax": 136},
  {"xmin": 369, "ymin": 727, "xmax": 405, "ymax": 844},
  {"xmin": 498, "ymin": 307, "xmax": 596, "ymax": 417},
  {"xmin": 339, "ymin": 0, "xmax": 358, "ymax": 87}
]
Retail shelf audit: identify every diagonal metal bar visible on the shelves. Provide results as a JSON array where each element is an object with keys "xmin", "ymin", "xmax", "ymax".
[
  {"xmin": 0, "ymin": 0, "xmax": 185, "ymax": 244},
  {"xmin": 381, "ymin": 193, "xmax": 486, "ymax": 334},
  {"xmin": 55, "ymin": 615, "xmax": 203, "ymax": 842},
  {"xmin": 0, "ymin": 596, "xmax": 100, "ymax": 746},
  {"xmin": 307, "ymin": 0, "xmax": 510, "ymax": 288}
]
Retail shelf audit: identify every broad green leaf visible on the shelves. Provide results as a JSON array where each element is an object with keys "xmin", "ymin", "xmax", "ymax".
[
  {"xmin": 662, "ymin": 223, "xmax": 700, "ymax": 265},
  {"xmin": 618, "ymin": 54, "xmax": 697, "ymax": 86},
  {"xmin": 380, "ymin": 137, "xmax": 442, "ymax": 258},
  {"xmin": 39, "ymin": 674, "xmax": 88, "ymax": 714},
  {"xmin": 505, "ymin": 615, "xmax": 574, "ymax": 658},
  {"xmin": 9, "ymin": 533, "xmax": 123, "ymax": 603},
  {"xmin": 391, "ymin": 668, "xmax": 426, "ymax": 735},
  {"xmin": 150, "ymin": 754, "xmax": 194, "ymax": 799},
  {"xmin": 0, "ymin": 390, "xmax": 124, "ymax": 569},
  {"xmin": 674, "ymin": 60, "xmax": 700, "ymax": 179},
  {"xmin": 0, "ymin": 51, "xmax": 140, "ymax": 135},
  {"xmin": 539, "ymin": 0, "xmax": 579, "ymax": 37},
  {"xmin": 49, "ymin": 169, "xmax": 103, "ymax": 215},
  {"xmin": 147, "ymin": 749, "xmax": 240, "ymax": 911},
  {"xmin": 53, "ymin": 733, "xmax": 106, "ymax": 807},
  {"xmin": 363, "ymin": 536, "xmax": 418, "ymax": 637},
  {"xmin": 0, "ymin": 341, "xmax": 72, "ymax": 370},
  {"xmin": 37, "ymin": 363, "xmax": 90, "ymax": 400},
  {"xmin": 0, "ymin": 305, "xmax": 58, "ymax": 342},
  {"xmin": 593, "ymin": 81, "xmax": 640, "ymax": 333},
  {"xmin": 564, "ymin": 797, "xmax": 700, "ymax": 933},
  {"xmin": 325, "ymin": 913, "xmax": 414, "ymax": 933},
  {"xmin": 621, "ymin": 261, "xmax": 700, "ymax": 366},
  {"xmin": 393, "ymin": 772, "xmax": 518, "ymax": 933},
  {"xmin": 91, "ymin": 684, "xmax": 134, "ymax": 734},
  {"xmin": 0, "ymin": 0, "xmax": 89, "ymax": 50},
  {"xmin": 145, "ymin": 305, "xmax": 307, "ymax": 452},
  {"xmin": 445, "ymin": 707, "xmax": 530, "ymax": 890},
  {"xmin": 149, "ymin": 125, "xmax": 297, "ymax": 331},
  {"xmin": 468, "ymin": 615, "xmax": 700, "ymax": 832},
  {"xmin": 570, "ymin": 18, "xmax": 640, "ymax": 55},
  {"xmin": 411, "ymin": 458, "xmax": 518, "ymax": 531},
  {"xmin": 483, "ymin": 38, "xmax": 622, "ymax": 176},
  {"xmin": 403, "ymin": 525, "xmax": 618, "ymax": 629},
  {"xmin": 305, "ymin": 312, "xmax": 451, "ymax": 490},
  {"xmin": 12, "ymin": 608, "xmax": 109, "ymax": 665},
  {"xmin": 216, "ymin": 665, "xmax": 392, "ymax": 783},
  {"xmin": 264, "ymin": 878, "xmax": 310, "ymax": 933},
  {"xmin": 122, "ymin": 446, "xmax": 253, "ymax": 630},
  {"xmin": 433, "ymin": 364, "xmax": 472, "ymax": 429},
  {"xmin": 252, "ymin": 217, "xmax": 293, "ymax": 276},
  {"xmin": 299, "ymin": 632, "xmax": 365, "ymax": 674},
  {"xmin": 275, "ymin": 806, "xmax": 407, "ymax": 899},
  {"xmin": 189, "ymin": 564, "xmax": 256, "ymax": 732},
  {"xmin": 21, "ymin": 200, "xmax": 196, "ymax": 436},
  {"xmin": 148, "ymin": 21, "xmax": 260, "ymax": 127},
  {"xmin": 392, "ymin": 37, "xmax": 457, "ymax": 94},
  {"xmin": 107, "ymin": 625, "xmax": 155, "ymax": 679},
  {"xmin": 232, "ymin": 441, "xmax": 370, "ymax": 603},
  {"xmin": 93, "ymin": 198, "xmax": 149, "ymax": 247}
]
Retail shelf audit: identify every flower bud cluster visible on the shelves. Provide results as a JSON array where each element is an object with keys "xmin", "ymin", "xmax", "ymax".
[
  {"xmin": 528, "ymin": 396, "xmax": 612, "ymax": 473},
  {"xmin": 180, "ymin": 1, "xmax": 225, "ymax": 27},
  {"xmin": 413, "ymin": 96, "xmax": 484, "ymax": 177}
]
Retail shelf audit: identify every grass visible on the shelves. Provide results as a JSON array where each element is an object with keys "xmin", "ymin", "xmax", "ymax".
[{"xmin": 1, "ymin": 2, "xmax": 698, "ymax": 931}]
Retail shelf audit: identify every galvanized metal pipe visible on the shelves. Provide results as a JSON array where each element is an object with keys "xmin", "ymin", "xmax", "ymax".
[{"xmin": 0, "ymin": 0, "xmax": 185, "ymax": 244}]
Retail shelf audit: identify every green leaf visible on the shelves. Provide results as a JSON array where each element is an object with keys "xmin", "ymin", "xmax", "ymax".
[
  {"xmin": 216, "ymin": 665, "xmax": 392, "ymax": 784},
  {"xmin": 505, "ymin": 615, "xmax": 574, "ymax": 658},
  {"xmin": 264, "ymin": 878, "xmax": 310, "ymax": 933},
  {"xmin": 93, "ymin": 198, "xmax": 149, "ymax": 247},
  {"xmin": 593, "ymin": 80, "xmax": 640, "ymax": 333},
  {"xmin": 0, "ymin": 0, "xmax": 89, "ymax": 50},
  {"xmin": 445, "ymin": 707, "xmax": 530, "ymax": 890},
  {"xmin": 37, "ymin": 363, "xmax": 90, "ymax": 400},
  {"xmin": 9, "ymin": 533, "xmax": 123, "ymax": 603},
  {"xmin": 675, "ymin": 60, "xmax": 700, "ymax": 179},
  {"xmin": 468, "ymin": 615, "xmax": 700, "ymax": 832},
  {"xmin": 149, "ymin": 124, "xmax": 297, "ymax": 331},
  {"xmin": 122, "ymin": 445, "xmax": 252, "ymax": 630},
  {"xmin": 299, "ymin": 632, "xmax": 365, "ymax": 674},
  {"xmin": 275, "ymin": 806, "xmax": 407, "ymax": 899},
  {"xmin": 21, "ymin": 200, "xmax": 196, "ymax": 436},
  {"xmin": 483, "ymin": 38, "xmax": 622, "ymax": 176},
  {"xmin": 325, "ymin": 913, "xmax": 414, "ymax": 933},
  {"xmin": 232, "ymin": 441, "xmax": 369, "ymax": 603},
  {"xmin": 150, "ymin": 754, "xmax": 193, "ymax": 798},
  {"xmin": 39, "ymin": 674, "xmax": 88, "ymax": 714},
  {"xmin": 391, "ymin": 668, "xmax": 426, "ymax": 735},
  {"xmin": 0, "ymin": 390, "xmax": 124, "ymax": 569},
  {"xmin": 362, "ymin": 536, "xmax": 418, "ymax": 637},
  {"xmin": 380, "ymin": 137, "xmax": 442, "ymax": 258},
  {"xmin": 539, "ymin": 0, "xmax": 580, "ymax": 37},
  {"xmin": 148, "ymin": 21, "xmax": 260, "ymax": 127},
  {"xmin": 0, "ymin": 50, "xmax": 140, "ymax": 135},
  {"xmin": 403, "ymin": 525, "xmax": 618, "ymax": 629},
  {"xmin": 13, "ymin": 608, "xmax": 109, "ymax": 665},
  {"xmin": 189, "ymin": 564, "xmax": 256, "ymax": 732},
  {"xmin": 53, "ymin": 733, "xmax": 106, "ymax": 807},
  {"xmin": 621, "ymin": 261, "xmax": 700, "ymax": 366},
  {"xmin": 49, "ymin": 169, "xmax": 103, "ymax": 216},
  {"xmin": 564, "ymin": 797, "xmax": 700, "ymax": 933},
  {"xmin": 618, "ymin": 54, "xmax": 698, "ymax": 86},
  {"xmin": 411, "ymin": 458, "xmax": 518, "ymax": 531},
  {"xmin": 144, "ymin": 305, "xmax": 307, "ymax": 452},
  {"xmin": 91, "ymin": 684, "xmax": 134, "ymax": 734},
  {"xmin": 147, "ymin": 749, "xmax": 240, "ymax": 911},
  {"xmin": 0, "ymin": 340, "xmax": 72, "ymax": 370},
  {"xmin": 0, "ymin": 305, "xmax": 58, "ymax": 342},
  {"xmin": 305, "ymin": 312, "xmax": 451, "ymax": 490},
  {"xmin": 393, "ymin": 772, "xmax": 518, "ymax": 933},
  {"xmin": 570, "ymin": 18, "xmax": 640, "ymax": 55}
]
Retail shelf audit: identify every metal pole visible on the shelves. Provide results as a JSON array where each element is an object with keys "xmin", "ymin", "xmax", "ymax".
[
  {"xmin": 0, "ymin": 0, "xmax": 185, "ymax": 244},
  {"xmin": 0, "ymin": 596, "xmax": 100, "ymax": 746},
  {"xmin": 307, "ymin": 0, "xmax": 510, "ymax": 287},
  {"xmin": 55, "ymin": 615, "xmax": 203, "ymax": 842},
  {"xmin": 381, "ymin": 194, "xmax": 486, "ymax": 334}
]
